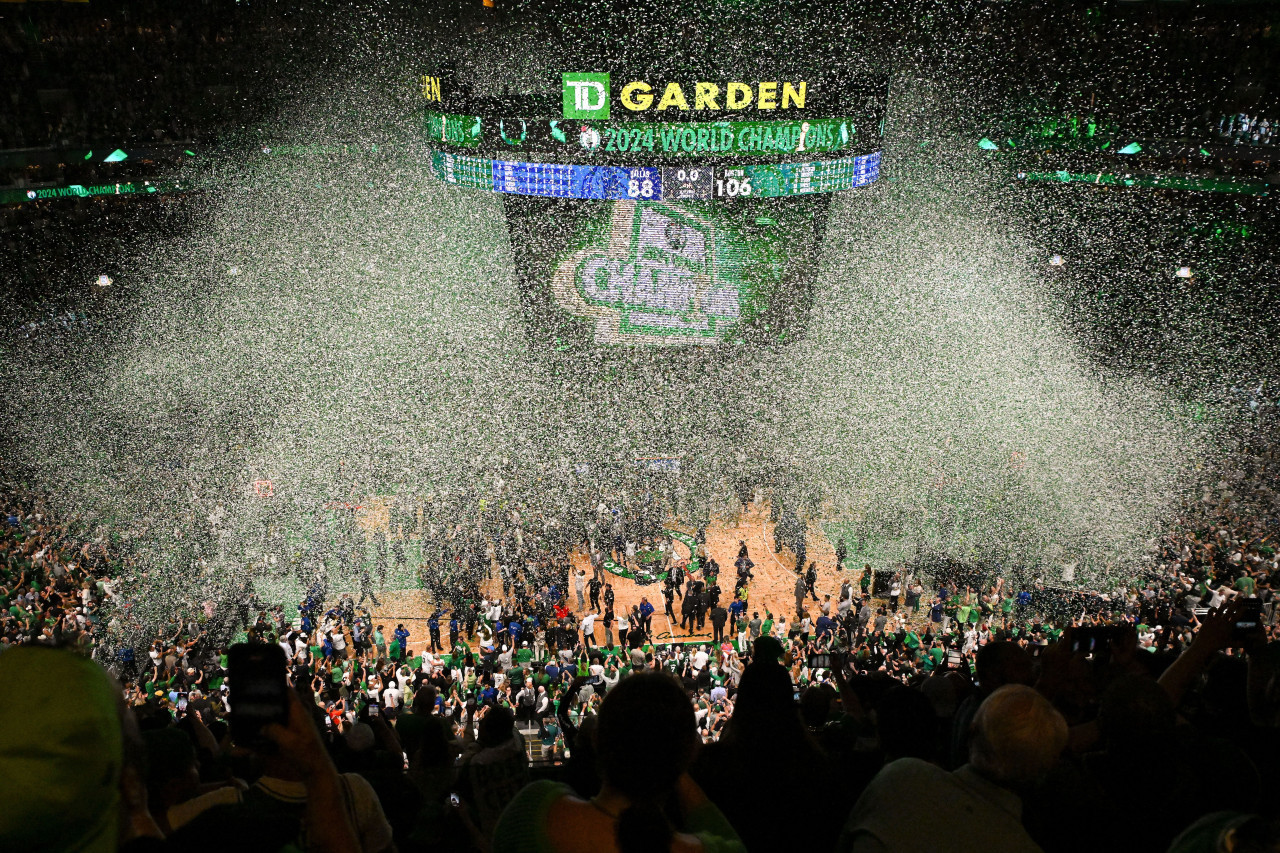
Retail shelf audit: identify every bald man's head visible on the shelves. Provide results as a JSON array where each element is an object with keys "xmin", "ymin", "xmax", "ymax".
[{"xmin": 969, "ymin": 684, "xmax": 1068, "ymax": 788}]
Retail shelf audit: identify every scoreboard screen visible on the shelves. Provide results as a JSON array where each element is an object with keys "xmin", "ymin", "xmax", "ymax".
[{"xmin": 424, "ymin": 59, "xmax": 886, "ymax": 348}]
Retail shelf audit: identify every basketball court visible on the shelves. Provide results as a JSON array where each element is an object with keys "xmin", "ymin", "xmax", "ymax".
[{"xmin": 365, "ymin": 500, "xmax": 880, "ymax": 657}]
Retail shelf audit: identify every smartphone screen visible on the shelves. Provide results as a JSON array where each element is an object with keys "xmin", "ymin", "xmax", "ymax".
[
  {"xmin": 228, "ymin": 643, "xmax": 290, "ymax": 747},
  {"xmin": 1234, "ymin": 599, "xmax": 1263, "ymax": 639}
]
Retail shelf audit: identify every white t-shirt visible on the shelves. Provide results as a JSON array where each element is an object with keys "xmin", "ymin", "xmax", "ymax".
[{"xmin": 382, "ymin": 685, "xmax": 401, "ymax": 709}]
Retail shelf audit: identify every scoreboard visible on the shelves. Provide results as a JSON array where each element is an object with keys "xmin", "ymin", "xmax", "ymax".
[
  {"xmin": 430, "ymin": 151, "xmax": 880, "ymax": 199},
  {"xmin": 423, "ymin": 62, "xmax": 888, "ymax": 347}
]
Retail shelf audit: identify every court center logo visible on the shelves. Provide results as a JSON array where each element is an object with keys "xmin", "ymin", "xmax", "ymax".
[{"xmin": 563, "ymin": 72, "xmax": 610, "ymax": 120}]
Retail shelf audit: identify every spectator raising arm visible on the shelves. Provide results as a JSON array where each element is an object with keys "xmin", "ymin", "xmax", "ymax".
[{"xmin": 262, "ymin": 690, "xmax": 362, "ymax": 853}]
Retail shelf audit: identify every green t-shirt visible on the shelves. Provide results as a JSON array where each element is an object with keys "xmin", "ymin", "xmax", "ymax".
[
  {"xmin": 1236, "ymin": 575, "xmax": 1257, "ymax": 596},
  {"xmin": 761, "ymin": 619, "xmax": 774, "ymax": 636}
]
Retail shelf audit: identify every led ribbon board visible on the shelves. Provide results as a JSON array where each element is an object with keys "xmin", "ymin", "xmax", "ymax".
[
  {"xmin": 426, "ymin": 113, "xmax": 871, "ymax": 160},
  {"xmin": 430, "ymin": 151, "xmax": 879, "ymax": 199}
]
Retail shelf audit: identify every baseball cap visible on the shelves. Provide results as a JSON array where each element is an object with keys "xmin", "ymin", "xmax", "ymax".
[{"xmin": 0, "ymin": 647, "xmax": 122, "ymax": 853}]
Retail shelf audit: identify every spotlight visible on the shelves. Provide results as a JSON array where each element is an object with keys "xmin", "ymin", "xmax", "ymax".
[
  {"xmin": 1175, "ymin": 266, "xmax": 1193, "ymax": 279},
  {"xmin": 1048, "ymin": 254, "xmax": 1065, "ymax": 267},
  {"xmin": 94, "ymin": 274, "xmax": 113, "ymax": 288}
]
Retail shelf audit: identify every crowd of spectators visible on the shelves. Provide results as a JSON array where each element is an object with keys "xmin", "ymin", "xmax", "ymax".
[
  {"xmin": 0, "ymin": 1, "xmax": 288, "ymax": 151},
  {"xmin": 3, "ymin": 435, "xmax": 1279, "ymax": 853},
  {"xmin": 0, "ymin": 193, "xmax": 195, "ymax": 346},
  {"xmin": 1217, "ymin": 113, "xmax": 1277, "ymax": 147}
]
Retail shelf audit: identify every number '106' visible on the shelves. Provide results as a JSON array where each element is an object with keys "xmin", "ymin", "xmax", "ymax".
[{"xmin": 716, "ymin": 178, "xmax": 753, "ymax": 197}]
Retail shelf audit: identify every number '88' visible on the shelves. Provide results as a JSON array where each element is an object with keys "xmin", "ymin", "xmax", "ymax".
[{"xmin": 627, "ymin": 179, "xmax": 654, "ymax": 198}]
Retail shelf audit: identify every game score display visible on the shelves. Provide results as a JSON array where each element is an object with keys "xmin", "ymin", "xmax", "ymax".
[{"xmin": 430, "ymin": 151, "xmax": 880, "ymax": 200}]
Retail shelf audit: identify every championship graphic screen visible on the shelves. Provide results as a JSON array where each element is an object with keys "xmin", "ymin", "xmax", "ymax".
[{"xmin": 505, "ymin": 195, "xmax": 829, "ymax": 348}]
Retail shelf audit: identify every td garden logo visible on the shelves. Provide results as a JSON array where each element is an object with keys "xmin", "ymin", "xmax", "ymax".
[
  {"xmin": 563, "ymin": 73, "xmax": 810, "ymax": 119},
  {"xmin": 563, "ymin": 72, "xmax": 610, "ymax": 120}
]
